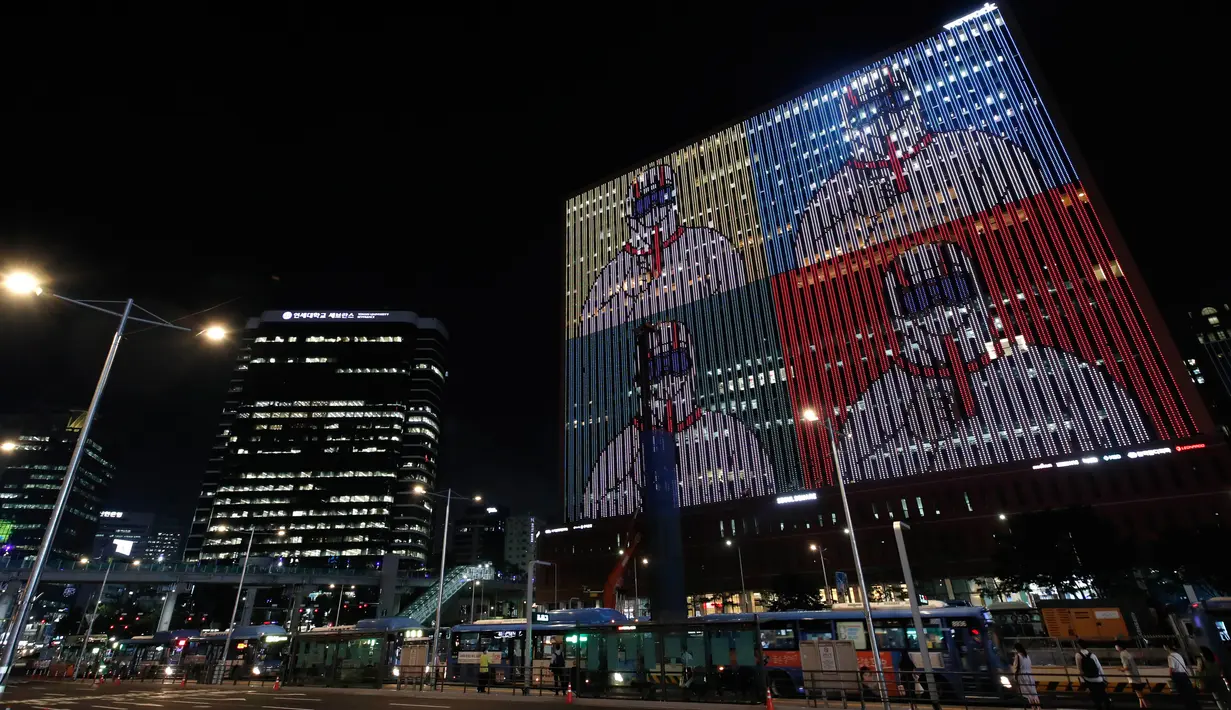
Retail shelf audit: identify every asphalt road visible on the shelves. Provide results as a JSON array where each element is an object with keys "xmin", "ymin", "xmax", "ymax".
[
  {"xmin": 0, "ymin": 682, "xmax": 505, "ymax": 710},
  {"xmin": 0, "ymin": 681, "xmax": 708, "ymax": 710}
]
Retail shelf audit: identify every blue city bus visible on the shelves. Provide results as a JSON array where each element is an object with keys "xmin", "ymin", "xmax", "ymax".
[
  {"xmin": 448, "ymin": 609, "xmax": 626, "ymax": 686},
  {"xmin": 700, "ymin": 604, "xmax": 1006, "ymax": 698},
  {"xmin": 448, "ymin": 604, "xmax": 1004, "ymax": 699},
  {"xmin": 1186, "ymin": 598, "xmax": 1231, "ymax": 680}
]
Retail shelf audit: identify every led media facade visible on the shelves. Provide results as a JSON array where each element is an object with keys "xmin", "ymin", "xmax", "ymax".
[{"xmin": 564, "ymin": 5, "xmax": 1200, "ymax": 521}]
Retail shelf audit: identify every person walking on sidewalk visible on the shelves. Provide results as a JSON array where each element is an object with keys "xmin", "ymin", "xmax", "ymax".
[
  {"xmin": 1115, "ymin": 642, "xmax": 1148, "ymax": 709},
  {"xmin": 550, "ymin": 643, "xmax": 566, "ymax": 696},
  {"xmin": 1075, "ymin": 639, "xmax": 1112, "ymax": 710},
  {"xmin": 1164, "ymin": 642, "xmax": 1200, "ymax": 710},
  {"xmin": 1013, "ymin": 643, "xmax": 1040, "ymax": 709}
]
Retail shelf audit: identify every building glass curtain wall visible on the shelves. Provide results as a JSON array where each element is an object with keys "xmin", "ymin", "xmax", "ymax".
[
  {"xmin": 184, "ymin": 310, "xmax": 448, "ymax": 567},
  {"xmin": 564, "ymin": 4, "xmax": 1207, "ymax": 521},
  {"xmin": 0, "ymin": 412, "xmax": 114, "ymax": 558}
]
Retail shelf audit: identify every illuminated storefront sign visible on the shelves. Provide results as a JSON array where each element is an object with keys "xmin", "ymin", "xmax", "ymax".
[{"xmin": 564, "ymin": 4, "xmax": 1199, "ymax": 521}]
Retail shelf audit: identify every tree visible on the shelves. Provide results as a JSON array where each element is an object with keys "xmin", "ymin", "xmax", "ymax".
[
  {"xmin": 767, "ymin": 573, "xmax": 823, "ymax": 611},
  {"xmin": 991, "ymin": 507, "xmax": 1137, "ymax": 598}
]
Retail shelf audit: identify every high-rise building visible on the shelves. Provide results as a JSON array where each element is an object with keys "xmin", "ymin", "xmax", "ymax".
[
  {"xmin": 184, "ymin": 310, "xmax": 448, "ymax": 567},
  {"xmin": 92, "ymin": 510, "xmax": 153, "ymax": 560},
  {"xmin": 564, "ymin": 3, "xmax": 1211, "ymax": 522},
  {"xmin": 0, "ymin": 412, "xmax": 115, "ymax": 559},
  {"xmin": 550, "ymin": 4, "xmax": 1231, "ymax": 601},
  {"xmin": 1184, "ymin": 304, "xmax": 1231, "ymax": 435},
  {"xmin": 451, "ymin": 503, "xmax": 507, "ymax": 567},
  {"xmin": 503, "ymin": 515, "xmax": 540, "ymax": 572},
  {"xmin": 145, "ymin": 518, "xmax": 185, "ymax": 562}
]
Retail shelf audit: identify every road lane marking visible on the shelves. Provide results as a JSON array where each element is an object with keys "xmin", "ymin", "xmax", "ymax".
[
  {"xmin": 260, "ymin": 706, "xmax": 316, "ymax": 710},
  {"xmin": 91, "ymin": 705, "xmax": 131, "ymax": 709},
  {"xmin": 246, "ymin": 695, "xmax": 313, "ymax": 699},
  {"xmin": 128, "ymin": 704, "xmax": 165, "ymax": 707},
  {"xmin": 390, "ymin": 705, "xmax": 452, "ymax": 708}
]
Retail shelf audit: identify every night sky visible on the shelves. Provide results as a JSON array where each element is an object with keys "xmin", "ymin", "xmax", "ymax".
[{"xmin": 1, "ymin": 2, "xmax": 1226, "ymax": 524}]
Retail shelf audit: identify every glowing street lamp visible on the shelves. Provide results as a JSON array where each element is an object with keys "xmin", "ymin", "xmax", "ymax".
[
  {"xmin": 0, "ymin": 442, "xmax": 15, "ymax": 453},
  {"xmin": 2, "ymin": 272, "xmax": 42, "ymax": 296},
  {"xmin": 203, "ymin": 325, "xmax": 227, "ymax": 341}
]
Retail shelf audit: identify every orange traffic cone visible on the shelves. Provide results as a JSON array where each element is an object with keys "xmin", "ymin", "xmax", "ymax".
[
  {"xmin": 273, "ymin": 677, "xmax": 281, "ymax": 691},
  {"xmin": 180, "ymin": 676, "xmax": 187, "ymax": 689},
  {"xmin": 765, "ymin": 686, "xmax": 774, "ymax": 710},
  {"xmin": 566, "ymin": 682, "xmax": 574, "ymax": 704}
]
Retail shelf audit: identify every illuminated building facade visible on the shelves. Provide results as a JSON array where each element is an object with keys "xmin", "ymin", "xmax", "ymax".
[
  {"xmin": 0, "ymin": 412, "xmax": 114, "ymax": 558},
  {"xmin": 564, "ymin": 4, "xmax": 1211, "ymax": 522},
  {"xmin": 184, "ymin": 310, "xmax": 448, "ymax": 567}
]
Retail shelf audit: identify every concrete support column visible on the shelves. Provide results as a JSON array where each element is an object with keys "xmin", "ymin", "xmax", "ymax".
[
  {"xmin": 286, "ymin": 585, "xmax": 307, "ymax": 632},
  {"xmin": 157, "ymin": 582, "xmax": 188, "ymax": 632},
  {"xmin": 377, "ymin": 554, "xmax": 400, "ymax": 618},
  {"xmin": 240, "ymin": 586, "xmax": 262, "ymax": 627}
]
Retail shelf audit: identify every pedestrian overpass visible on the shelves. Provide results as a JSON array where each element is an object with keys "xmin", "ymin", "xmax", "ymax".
[{"xmin": 0, "ymin": 556, "xmax": 521, "ymax": 632}]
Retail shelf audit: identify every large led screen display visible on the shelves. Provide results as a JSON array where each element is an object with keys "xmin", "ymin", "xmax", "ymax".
[{"xmin": 564, "ymin": 4, "xmax": 1199, "ymax": 521}]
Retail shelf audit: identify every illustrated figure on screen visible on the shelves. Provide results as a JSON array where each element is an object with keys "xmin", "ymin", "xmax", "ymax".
[
  {"xmin": 835, "ymin": 241, "xmax": 1148, "ymax": 482},
  {"xmin": 583, "ymin": 321, "xmax": 775, "ymax": 517},
  {"xmin": 794, "ymin": 64, "xmax": 1044, "ymax": 267},
  {"xmin": 579, "ymin": 165, "xmax": 747, "ymax": 335}
]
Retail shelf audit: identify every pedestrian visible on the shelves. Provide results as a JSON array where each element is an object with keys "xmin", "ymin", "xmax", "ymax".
[
  {"xmin": 1075, "ymin": 639, "xmax": 1112, "ymax": 710},
  {"xmin": 1013, "ymin": 643, "xmax": 1040, "ymax": 709},
  {"xmin": 899, "ymin": 652, "xmax": 920, "ymax": 708},
  {"xmin": 478, "ymin": 648, "xmax": 491, "ymax": 694},
  {"xmin": 1115, "ymin": 642, "xmax": 1148, "ymax": 709},
  {"xmin": 1199, "ymin": 647, "xmax": 1231, "ymax": 710},
  {"xmin": 550, "ymin": 642, "xmax": 566, "ymax": 696},
  {"xmin": 1164, "ymin": 642, "xmax": 1199, "ymax": 710}
]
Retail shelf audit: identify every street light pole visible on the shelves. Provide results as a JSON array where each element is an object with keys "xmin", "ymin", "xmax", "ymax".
[
  {"xmin": 469, "ymin": 581, "xmax": 479, "ymax": 623},
  {"xmin": 218, "ymin": 526, "xmax": 256, "ymax": 683},
  {"xmin": 893, "ymin": 522, "xmax": 939, "ymax": 705},
  {"xmin": 74, "ymin": 559, "xmax": 112, "ymax": 679},
  {"xmin": 428, "ymin": 488, "xmax": 451, "ymax": 681},
  {"xmin": 0, "ymin": 273, "xmax": 225, "ymax": 699},
  {"xmin": 726, "ymin": 540, "xmax": 748, "ymax": 613},
  {"xmin": 0, "ymin": 299, "xmax": 133, "ymax": 694},
  {"xmin": 333, "ymin": 587, "xmax": 346, "ymax": 627},
  {"xmin": 524, "ymin": 560, "xmax": 552, "ymax": 694},
  {"xmin": 811, "ymin": 544, "xmax": 830, "ymax": 606},
  {"xmin": 823, "ymin": 415, "xmax": 890, "ymax": 710}
]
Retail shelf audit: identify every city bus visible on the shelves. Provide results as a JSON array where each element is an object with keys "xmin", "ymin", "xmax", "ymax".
[
  {"xmin": 447, "ymin": 604, "xmax": 1005, "ymax": 700},
  {"xmin": 448, "ymin": 608, "xmax": 626, "ymax": 686},
  {"xmin": 1185, "ymin": 597, "xmax": 1231, "ymax": 679},
  {"xmin": 285, "ymin": 617, "xmax": 429, "ymax": 688},
  {"xmin": 179, "ymin": 624, "xmax": 289, "ymax": 681}
]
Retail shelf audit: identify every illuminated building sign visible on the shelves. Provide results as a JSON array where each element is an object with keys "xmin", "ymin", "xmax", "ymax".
[
  {"xmin": 776, "ymin": 492, "xmax": 819, "ymax": 505},
  {"xmin": 563, "ymin": 4, "xmax": 1200, "ymax": 521},
  {"xmin": 100, "ymin": 511, "xmax": 123, "ymax": 519},
  {"xmin": 258, "ymin": 311, "xmax": 436, "ymax": 325}
]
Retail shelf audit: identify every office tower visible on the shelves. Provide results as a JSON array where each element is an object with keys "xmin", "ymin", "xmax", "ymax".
[
  {"xmin": 0, "ymin": 412, "xmax": 114, "ymax": 558},
  {"xmin": 451, "ymin": 503, "xmax": 507, "ymax": 567},
  {"xmin": 92, "ymin": 510, "xmax": 153, "ymax": 559},
  {"xmin": 1184, "ymin": 304, "xmax": 1231, "ymax": 435},
  {"xmin": 144, "ymin": 518, "xmax": 185, "ymax": 562},
  {"xmin": 184, "ymin": 310, "xmax": 448, "ymax": 568},
  {"xmin": 503, "ymin": 515, "xmax": 540, "ymax": 572}
]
